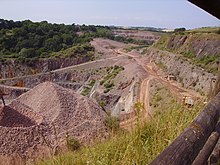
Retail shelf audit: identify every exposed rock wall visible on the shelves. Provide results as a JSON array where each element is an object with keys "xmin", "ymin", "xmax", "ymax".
[
  {"xmin": 0, "ymin": 70, "xmax": 89, "ymax": 89},
  {"xmin": 0, "ymin": 56, "xmax": 91, "ymax": 79},
  {"xmin": 0, "ymin": 85, "xmax": 30, "ymax": 99},
  {"xmin": 147, "ymin": 48, "xmax": 215, "ymax": 95},
  {"xmin": 155, "ymin": 33, "xmax": 220, "ymax": 57},
  {"xmin": 112, "ymin": 80, "xmax": 139, "ymax": 117}
]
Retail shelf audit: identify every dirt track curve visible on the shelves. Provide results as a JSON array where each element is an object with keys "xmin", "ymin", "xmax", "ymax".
[{"xmin": 117, "ymin": 48, "xmax": 201, "ymax": 130}]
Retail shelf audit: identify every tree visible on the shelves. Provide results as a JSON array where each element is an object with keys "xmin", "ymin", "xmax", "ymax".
[
  {"xmin": 174, "ymin": 28, "xmax": 186, "ymax": 33},
  {"xmin": 19, "ymin": 48, "xmax": 36, "ymax": 58}
]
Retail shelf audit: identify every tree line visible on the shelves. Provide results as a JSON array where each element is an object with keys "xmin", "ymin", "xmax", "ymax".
[
  {"xmin": 0, "ymin": 19, "xmax": 113, "ymax": 61},
  {"xmin": 0, "ymin": 19, "xmax": 150, "ymax": 62}
]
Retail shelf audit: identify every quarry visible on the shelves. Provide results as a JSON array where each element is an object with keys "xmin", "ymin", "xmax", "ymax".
[{"xmin": 0, "ymin": 16, "xmax": 219, "ymax": 164}]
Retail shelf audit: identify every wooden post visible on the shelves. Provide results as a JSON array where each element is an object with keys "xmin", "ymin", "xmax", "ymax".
[
  {"xmin": 210, "ymin": 139, "xmax": 220, "ymax": 164},
  {"xmin": 150, "ymin": 93, "xmax": 220, "ymax": 165},
  {"xmin": 192, "ymin": 132, "xmax": 219, "ymax": 165}
]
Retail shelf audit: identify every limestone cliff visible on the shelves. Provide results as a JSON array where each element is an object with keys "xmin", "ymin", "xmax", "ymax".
[{"xmin": 155, "ymin": 32, "xmax": 220, "ymax": 58}]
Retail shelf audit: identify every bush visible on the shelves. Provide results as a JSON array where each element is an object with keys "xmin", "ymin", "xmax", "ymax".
[
  {"xmin": 104, "ymin": 82, "xmax": 114, "ymax": 89},
  {"xmin": 100, "ymin": 80, "xmax": 105, "ymax": 85},
  {"xmin": 104, "ymin": 88, "xmax": 111, "ymax": 93},
  {"xmin": 174, "ymin": 28, "xmax": 186, "ymax": 33},
  {"xmin": 99, "ymin": 101, "xmax": 106, "ymax": 108},
  {"xmin": 104, "ymin": 115, "xmax": 119, "ymax": 131},
  {"xmin": 81, "ymin": 86, "xmax": 91, "ymax": 96},
  {"xmin": 66, "ymin": 137, "xmax": 81, "ymax": 151}
]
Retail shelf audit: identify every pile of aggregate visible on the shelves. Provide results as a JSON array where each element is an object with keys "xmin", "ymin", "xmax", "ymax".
[{"xmin": 0, "ymin": 82, "xmax": 108, "ymax": 163}]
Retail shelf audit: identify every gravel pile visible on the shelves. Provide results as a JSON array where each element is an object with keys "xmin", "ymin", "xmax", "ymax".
[
  {"xmin": 0, "ymin": 81, "xmax": 108, "ymax": 163},
  {"xmin": 17, "ymin": 81, "xmax": 108, "ymax": 143}
]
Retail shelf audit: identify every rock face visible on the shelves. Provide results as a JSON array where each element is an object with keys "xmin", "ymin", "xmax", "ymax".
[
  {"xmin": 147, "ymin": 48, "xmax": 215, "ymax": 95},
  {"xmin": 0, "ymin": 56, "xmax": 91, "ymax": 79},
  {"xmin": 0, "ymin": 82, "xmax": 108, "ymax": 163},
  {"xmin": 155, "ymin": 33, "xmax": 220, "ymax": 57}
]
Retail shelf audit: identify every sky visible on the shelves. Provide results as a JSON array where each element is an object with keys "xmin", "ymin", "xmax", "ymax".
[{"xmin": 0, "ymin": 0, "xmax": 219, "ymax": 29}]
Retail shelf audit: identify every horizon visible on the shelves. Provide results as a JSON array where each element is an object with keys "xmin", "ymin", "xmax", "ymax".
[
  {"xmin": 1, "ymin": 18, "xmax": 219, "ymax": 30},
  {"xmin": 0, "ymin": 0, "xmax": 219, "ymax": 29}
]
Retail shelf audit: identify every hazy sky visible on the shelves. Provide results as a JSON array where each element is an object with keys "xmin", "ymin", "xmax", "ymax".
[{"xmin": 1, "ymin": 0, "xmax": 219, "ymax": 29}]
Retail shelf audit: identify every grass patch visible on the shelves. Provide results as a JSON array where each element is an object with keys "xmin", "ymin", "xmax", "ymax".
[
  {"xmin": 186, "ymin": 27, "xmax": 220, "ymax": 34},
  {"xmin": 37, "ymin": 102, "xmax": 203, "ymax": 165},
  {"xmin": 81, "ymin": 79, "xmax": 96, "ymax": 96},
  {"xmin": 100, "ymin": 65, "xmax": 124, "ymax": 93},
  {"xmin": 104, "ymin": 115, "xmax": 120, "ymax": 132},
  {"xmin": 81, "ymin": 86, "xmax": 91, "ymax": 96}
]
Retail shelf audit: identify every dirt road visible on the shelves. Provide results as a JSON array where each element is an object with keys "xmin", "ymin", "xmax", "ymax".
[
  {"xmin": 117, "ymin": 48, "xmax": 201, "ymax": 130},
  {"xmin": 117, "ymin": 49, "xmax": 200, "ymax": 100}
]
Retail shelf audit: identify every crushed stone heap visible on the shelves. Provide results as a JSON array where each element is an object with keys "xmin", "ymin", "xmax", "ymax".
[
  {"xmin": 17, "ymin": 81, "xmax": 108, "ymax": 142},
  {"xmin": 0, "ymin": 81, "xmax": 108, "ymax": 162}
]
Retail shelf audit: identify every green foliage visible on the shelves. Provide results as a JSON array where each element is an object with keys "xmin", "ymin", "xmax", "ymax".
[
  {"xmin": 0, "ymin": 19, "xmax": 113, "ymax": 61},
  {"xmin": 88, "ymin": 79, "xmax": 96, "ymax": 86},
  {"xmin": 81, "ymin": 86, "xmax": 91, "ymax": 96},
  {"xmin": 154, "ymin": 32, "xmax": 220, "ymax": 74},
  {"xmin": 104, "ymin": 115, "xmax": 120, "ymax": 132},
  {"xmin": 100, "ymin": 65, "xmax": 124, "ymax": 93},
  {"xmin": 154, "ymin": 94, "xmax": 162, "ymax": 102},
  {"xmin": 174, "ymin": 28, "xmax": 186, "ymax": 33},
  {"xmin": 99, "ymin": 101, "xmax": 106, "ymax": 108},
  {"xmin": 104, "ymin": 82, "xmax": 114, "ymax": 89},
  {"xmin": 186, "ymin": 27, "xmax": 220, "ymax": 34},
  {"xmin": 66, "ymin": 137, "xmax": 81, "ymax": 151},
  {"xmin": 113, "ymin": 35, "xmax": 153, "ymax": 45},
  {"xmin": 104, "ymin": 88, "xmax": 111, "ymax": 93},
  {"xmin": 81, "ymin": 79, "xmax": 96, "ymax": 96},
  {"xmin": 51, "ymin": 43, "xmax": 95, "ymax": 58}
]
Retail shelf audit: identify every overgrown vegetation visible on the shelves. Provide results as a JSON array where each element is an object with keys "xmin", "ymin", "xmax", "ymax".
[
  {"xmin": 104, "ymin": 115, "xmax": 120, "ymax": 132},
  {"xmin": 37, "ymin": 102, "xmax": 203, "ymax": 165},
  {"xmin": 0, "ymin": 19, "xmax": 115, "ymax": 62},
  {"xmin": 98, "ymin": 100, "xmax": 106, "ymax": 108},
  {"xmin": 0, "ymin": 19, "xmax": 153, "ymax": 63},
  {"xmin": 113, "ymin": 35, "xmax": 152, "ymax": 45},
  {"xmin": 50, "ymin": 43, "xmax": 94, "ymax": 58},
  {"xmin": 81, "ymin": 79, "xmax": 96, "ymax": 96},
  {"xmin": 100, "ymin": 65, "xmax": 124, "ymax": 93}
]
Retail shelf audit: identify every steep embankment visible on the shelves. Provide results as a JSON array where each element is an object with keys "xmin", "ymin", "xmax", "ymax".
[
  {"xmin": 146, "ymin": 48, "xmax": 214, "ymax": 95},
  {"xmin": 154, "ymin": 32, "xmax": 220, "ymax": 73},
  {"xmin": 148, "ymin": 31, "xmax": 220, "ymax": 95}
]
